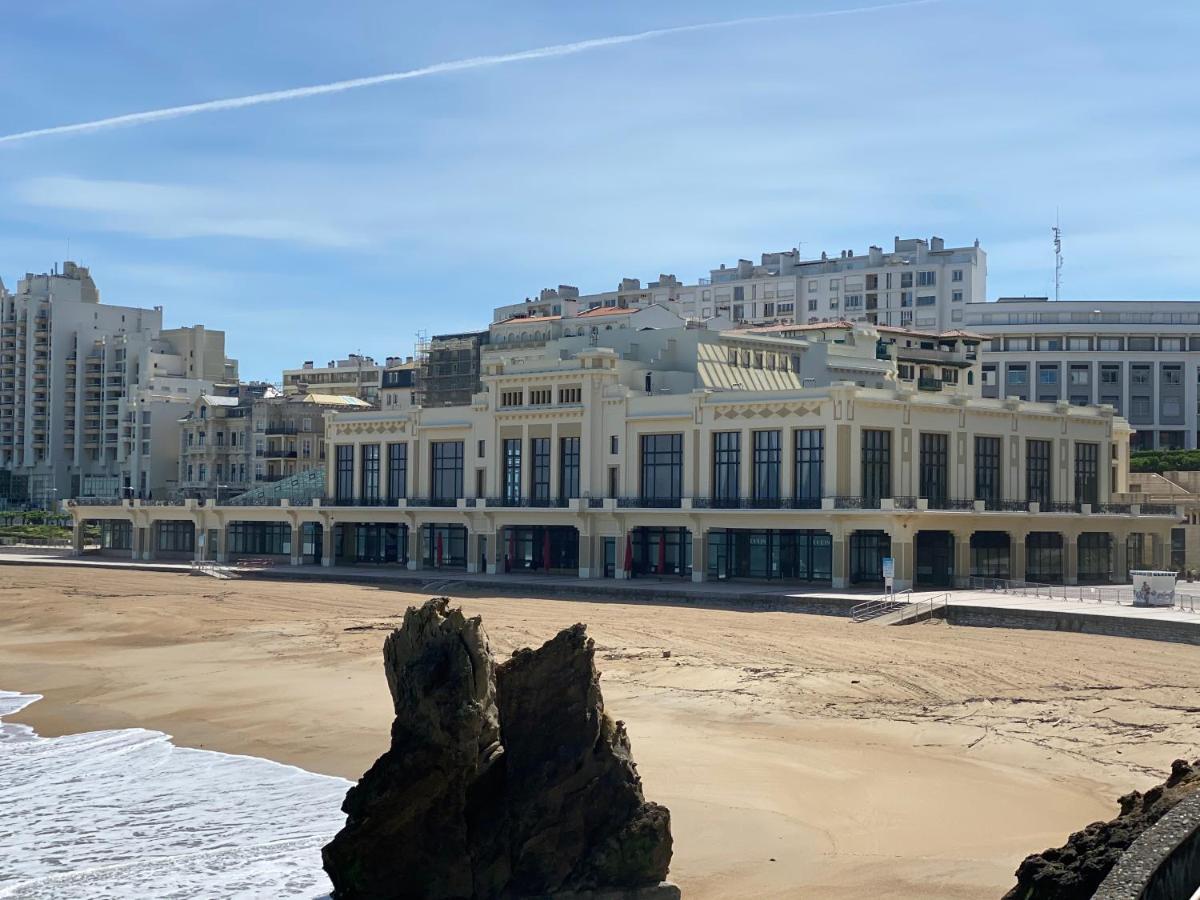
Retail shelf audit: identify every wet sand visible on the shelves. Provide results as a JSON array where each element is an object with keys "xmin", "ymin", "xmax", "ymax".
[{"xmin": 2, "ymin": 565, "xmax": 1197, "ymax": 899}]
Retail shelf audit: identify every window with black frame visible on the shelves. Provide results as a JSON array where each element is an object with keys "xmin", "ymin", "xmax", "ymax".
[
  {"xmin": 1026, "ymin": 439, "xmax": 1052, "ymax": 504},
  {"xmin": 640, "ymin": 433, "xmax": 682, "ymax": 505},
  {"xmin": 335, "ymin": 445, "xmax": 353, "ymax": 503},
  {"xmin": 974, "ymin": 436, "xmax": 1001, "ymax": 505},
  {"xmin": 531, "ymin": 437, "xmax": 550, "ymax": 503},
  {"xmin": 1074, "ymin": 442, "xmax": 1099, "ymax": 506},
  {"xmin": 156, "ymin": 520, "xmax": 194, "ymax": 552},
  {"xmin": 360, "ymin": 444, "xmax": 380, "ymax": 503},
  {"xmin": 919, "ymin": 433, "xmax": 948, "ymax": 507},
  {"xmin": 387, "ymin": 442, "xmax": 407, "ymax": 502},
  {"xmin": 712, "ymin": 431, "xmax": 740, "ymax": 507},
  {"xmin": 503, "ymin": 439, "xmax": 522, "ymax": 503},
  {"xmin": 431, "ymin": 441, "xmax": 464, "ymax": 504},
  {"xmin": 794, "ymin": 428, "xmax": 823, "ymax": 508},
  {"xmin": 559, "ymin": 436, "xmax": 580, "ymax": 500},
  {"xmin": 753, "ymin": 430, "xmax": 781, "ymax": 503},
  {"xmin": 861, "ymin": 429, "xmax": 891, "ymax": 507}
]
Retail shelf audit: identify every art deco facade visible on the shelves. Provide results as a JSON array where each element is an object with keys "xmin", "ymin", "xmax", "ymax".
[{"xmin": 68, "ymin": 322, "xmax": 1178, "ymax": 589}]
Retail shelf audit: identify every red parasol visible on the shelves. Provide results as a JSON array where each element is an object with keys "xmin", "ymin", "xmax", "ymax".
[
  {"xmin": 623, "ymin": 533, "xmax": 634, "ymax": 576},
  {"xmin": 542, "ymin": 529, "xmax": 552, "ymax": 572},
  {"xmin": 657, "ymin": 536, "xmax": 667, "ymax": 574},
  {"xmin": 435, "ymin": 531, "xmax": 444, "ymax": 568}
]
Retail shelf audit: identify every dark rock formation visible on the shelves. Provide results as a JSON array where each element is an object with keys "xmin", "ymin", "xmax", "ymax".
[
  {"xmin": 1003, "ymin": 758, "xmax": 1200, "ymax": 900},
  {"xmin": 322, "ymin": 597, "xmax": 502, "ymax": 899},
  {"xmin": 322, "ymin": 598, "xmax": 673, "ymax": 900},
  {"xmin": 498, "ymin": 624, "xmax": 672, "ymax": 895}
]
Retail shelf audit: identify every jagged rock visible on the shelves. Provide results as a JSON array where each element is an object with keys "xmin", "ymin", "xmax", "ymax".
[
  {"xmin": 1003, "ymin": 758, "xmax": 1200, "ymax": 900},
  {"xmin": 321, "ymin": 600, "xmax": 673, "ymax": 900},
  {"xmin": 497, "ymin": 624, "xmax": 672, "ymax": 895},
  {"xmin": 321, "ymin": 597, "xmax": 502, "ymax": 899}
]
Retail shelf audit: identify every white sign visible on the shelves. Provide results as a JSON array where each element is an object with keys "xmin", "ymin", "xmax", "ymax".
[{"xmin": 881, "ymin": 557, "xmax": 895, "ymax": 579}]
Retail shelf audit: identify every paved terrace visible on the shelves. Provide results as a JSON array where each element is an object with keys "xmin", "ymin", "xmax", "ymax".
[{"xmin": 1, "ymin": 548, "xmax": 1198, "ymax": 645}]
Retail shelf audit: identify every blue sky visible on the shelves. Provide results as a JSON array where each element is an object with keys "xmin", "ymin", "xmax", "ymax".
[{"xmin": 1, "ymin": 0, "xmax": 1197, "ymax": 381}]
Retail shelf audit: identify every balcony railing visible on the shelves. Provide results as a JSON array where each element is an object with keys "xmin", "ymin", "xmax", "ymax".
[
  {"xmin": 925, "ymin": 497, "xmax": 976, "ymax": 511},
  {"xmin": 404, "ymin": 497, "xmax": 459, "ymax": 508},
  {"xmin": 263, "ymin": 449, "xmax": 297, "ymax": 459},
  {"xmin": 616, "ymin": 497, "xmax": 683, "ymax": 509},
  {"xmin": 1096, "ymin": 503, "xmax": 1132, "ymax": 514},
  {"xmin": 892, "ymin": 495, "xmax": 918, "ymax": 510},
  {"xmin": 692, "ymin": 497, "xmax": 824, "ymax": 510},
  {"xmin": 1040, "ymin": 501, "xmax": 1078, "ymax": 514},
  {"xmin": 264, "ymin": 425, "xmax": 299, "ymax": 435},
  {"xmin": 917, "ymin": 376, "xmax": 943, "ymax": 392},
  {"xmin": 1140, "ymin": 503, "xmax": 1179, "ymax": 516},
  {"xmin": 485, "ymin": 497, "xmax": 570, "ymax": 508}
]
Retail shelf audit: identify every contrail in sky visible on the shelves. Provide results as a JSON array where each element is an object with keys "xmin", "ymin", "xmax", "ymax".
[{"xmin": 0, "ymin": 0, "xmax": 947, "ymax": 145}]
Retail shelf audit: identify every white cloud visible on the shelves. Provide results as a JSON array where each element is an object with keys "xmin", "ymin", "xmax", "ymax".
[{"xmin": 12, "ymin": 175, "xmax": 366, "ymax": 248}]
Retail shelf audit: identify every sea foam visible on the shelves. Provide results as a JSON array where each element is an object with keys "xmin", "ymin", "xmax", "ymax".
[{"xmin": 0, "ymin": 690, "xmax": 350, "ymax": 898}]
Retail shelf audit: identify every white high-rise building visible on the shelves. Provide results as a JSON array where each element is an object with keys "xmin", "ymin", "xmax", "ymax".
[
  {"xmin": 0, "ymin": 262, "xmax": 237, "ymax": 504},
  {"xmin": 491, "ymin": 236, "xmax": 987, "ymax": 333}
]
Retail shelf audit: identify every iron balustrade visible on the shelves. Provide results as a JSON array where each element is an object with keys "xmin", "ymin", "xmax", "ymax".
[
  {"xmin": 833, "ymin": 496, "xmax": 864, "ymax": 509},
  {"xmin": 586, "ymin": 497, "xmax": 605, "ymax": 509},
  {"xmin": 940, "ymin": 497, "xmax": 977, "ymax": 510},
  {"xmin": 893, "ymin": 496, "xmax": 918, "ymax": 510},
  {"xmin": 1096, "ymin": 503, "xmax": 1132, "ymax": 514},
  {"xmin": 917, "ymin": 376, "xmax": 943, "ymax": 392},
  {"xmin": 616, "ymin": 497, "xmax": 683, "ymax": 509},
  {"xmin": 1140, "ymin": 504, "xmax": 1180, "ymax": 516},
  {"xmin": 1041, "ymin": 501, "xmax": 1079, "ymax": 514},
  {"xmin": 988, "ymin": 499, "xmax": 1029, "ymax": 512}
]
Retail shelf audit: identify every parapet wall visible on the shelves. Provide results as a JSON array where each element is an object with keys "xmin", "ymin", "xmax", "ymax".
[{"xmin": 1094, "ymin": 791, "xmax": 1200, "ymax": 900}]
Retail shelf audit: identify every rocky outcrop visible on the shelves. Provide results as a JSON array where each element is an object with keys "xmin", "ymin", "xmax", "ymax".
[
  {"xmin": 322, "ymin": 598, "xmax": 673, "ymax": 900},
  {"xmin": 1003, "ymin": 758, "xmax": 1200, "ymax": 900}
]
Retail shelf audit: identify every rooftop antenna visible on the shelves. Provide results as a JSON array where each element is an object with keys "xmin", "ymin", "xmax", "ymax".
[{"xmin": 1052, "ymin": 211, "xmax": 1063, "ymax": 301}]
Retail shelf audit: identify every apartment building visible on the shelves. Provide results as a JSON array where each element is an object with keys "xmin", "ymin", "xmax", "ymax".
[
  {"xmin": 380, "ymin": 356, "xmax": 418, "ymax": 411},
  {"xmin": 251, "ymin": 393, "xmax": 369, "ymax": 483},
  {"xmin": 0, "ymin": 262, "xmax": 237, "ymax": 504},
  {"xmin": 490, "ymin": 236, "xmax": 986, "ymax": 333},
  {"xmin": 283, "ymin": 354, "xmax": 383, "ymax": 403},
  {"xmin": 70, "ymin": 322, "xmax": 1177, "ymax": 588},
  {"xmin": 965, "ymin": 297, "xmax": 1200, "ymax": 450}
]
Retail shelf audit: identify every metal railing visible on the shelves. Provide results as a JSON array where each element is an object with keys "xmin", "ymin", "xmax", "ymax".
[
  {"xmin": 850, "ymin": 589, "xmax": 912, "ymax": 623},
  {"xmin": 967, "ymin": 576, "xmax": 1200, "ymax": 611},
  {"xmin": 692, "ymin": 496, "xmax": 823, "ymax": 510},
  {"xmin": 616, "ymin": 497, "xmax": 683, "ymax": 509}
]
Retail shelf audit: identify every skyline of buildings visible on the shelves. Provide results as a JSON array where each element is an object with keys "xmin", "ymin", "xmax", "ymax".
[{"xmin": 10, "ymin": 230, "xmax": 1200, "ymax": 506}]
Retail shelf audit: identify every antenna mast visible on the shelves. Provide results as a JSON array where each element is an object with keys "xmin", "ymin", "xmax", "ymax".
[{"xmin": 1052, "ymin": 213, "xmax": 1063, "ymax": 301}]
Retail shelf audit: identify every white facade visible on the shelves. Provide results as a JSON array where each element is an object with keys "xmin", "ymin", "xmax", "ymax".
[
  {"xmin": 965, "ymin": 297, "xmax": 1200, "ymax": 450},
  {"xmin": 490, "ymin": 236, "xmax": 986, "ymax": 333},
  {"xmin": 283, "ymin": 354, "xmax": 383, "ymax": 403},
  {"xmin": 0, "ymin": 262, "xmax": 237, "ymax": 503}
]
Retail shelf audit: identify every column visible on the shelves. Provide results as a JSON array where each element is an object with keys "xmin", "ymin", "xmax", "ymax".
[
  {"xmin": 71, "ymin": 522, "xmax": 84, "ymax": 557},
  {"xmin": 954, "ymin": 530, "xmax": 971, "ymax": 588},
  {"xmin": 1114, "ymin": 532, "xmax": 1128, "ymax": 583},
  {"xmin": 1064, "ymin": 533, "xmax": 1078, "ymax": 585},
  {"xmin": 1151, "ymin": 532, "xmax": 1167, "ymax": 570},
  {"xmin": 577, "ymin": 530, "xmax": 593, "ymax": 579},
  {"xmin": 466, "ymin": 531, "xmax": 480, "ymax": 574},
  {"xmin": 487, "ymin": 528, "xmax": 503, "ymax": 575},
  {"xmin": 139, "ymin": 526, "xmax": 155, "ymax": 561},
  {"xmin": 831, "ymin": 528, "xmax": 847, "ymax": 589},
  {"xmin": 549, "ymin": 425, "xmax": 561, "ymax": 502},
  {"xmin": 615, "ymin": 529, "xmax": 630, "ymax": 580},
  {"xmin": 321, "ymin": 518, "xmax": 334, "ymax": 567},
  {"xmin": 892, "ymin": 534, "xmax": 913, "ymax": 591},
  {"xmin": 1010, "ymin": 531, "xmax": 1026, "ymax": 582},
  {"xmin": 690, "ymin": 527, "xmax": 707, "ymax": 583},
  {"xmin": 406, "ymin": 525, "xmax": 421, "ymax": 571},
  {"xmin": 290, "ymin": 525, "xmax": 303, "ymax": 566},
  {"xmin": 351, "ymin": 444, "xmax": 363, "ymax": 502}
]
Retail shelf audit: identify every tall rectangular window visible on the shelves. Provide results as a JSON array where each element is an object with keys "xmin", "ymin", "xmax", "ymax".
[
  {"xmin": 1026, "ymin": 439, "xmax": 1052, "ymax": 504},
  {"xmin": 531, "ymin": 437, "xmax": 551, "ymax": 503},
  {"xmin": 387, "ymin": 442, "xmax": 407, "ymax": 502},
  {"xmin": 640, "ymin": 433, "xmax": 682, "ymax": 504},
  {"xmin": 861, "ymin": 429, "xmax": 891, "ymax": 506},
  {"xmin": 1075, "ymin": 442, "xmax": 1099, "ymax": 506},
  {"xmin": 712, "ymin": 432, "xmax": 740, "ymax": 506},
  {"xmin": 335, "ymin": 445, "xmax": 353, "ymax": 503},
  {"xmin": 431, "ymin": 441, "xmax": 464, "ymax": 504},
  {"xmin": 753, "ymin": 430, "xmax": 781, "ymax": 503},
  {"xmin": 360, "ymin": 444, "xmax": 380, "ymax": 502},
  {"xmin": 919, "ymin": 433, "xmax": 949, "ymax": 507},
  {"xmin": 503, "ymin": 438, "xmax": 522, "ymax": 503},
  {"xmin": 794, "ymin": 428, "xmax": 824, "ymax": 508},
  {"xmin": 559, "ymin": 436, "xmax": 580, "ymax": 499},
  {"xmin": 974, "ymin": 436, "xmax": 1001, "ymax": 505}
]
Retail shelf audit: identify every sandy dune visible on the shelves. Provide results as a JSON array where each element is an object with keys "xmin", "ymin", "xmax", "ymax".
[{"xmin": 1, "ymin": 565, "xmax": 1197, "ymax": 899}]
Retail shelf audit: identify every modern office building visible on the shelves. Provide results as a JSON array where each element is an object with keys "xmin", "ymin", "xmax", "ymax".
[
  {"xmin": 491, "ymin": 236, "xmax": 986, "ymax": 333},
  {"xmin": 0, "ymin": 262, "xmax": 237, "ymax": 503},
  {"xmin": 965, "ymin": 297, "xmax": 1200, "ymax": 450},
  {"xmin": 69, "ymin": 321, "xmax": 1176, "ymax": 588},
  {"xmin": 283, "ymin": 354, "xmax": 383, "ymax": 404}
]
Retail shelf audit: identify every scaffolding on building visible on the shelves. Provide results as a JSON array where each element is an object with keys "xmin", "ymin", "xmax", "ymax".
[{"xmin": 414, "ymin": 329, "xmax": 486, "ymax": 408}]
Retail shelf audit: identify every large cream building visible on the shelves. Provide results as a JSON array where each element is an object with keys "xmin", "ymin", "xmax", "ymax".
[{"xmin": 68, "ymin": 321, "xmax": 1177, "ymax": 589}]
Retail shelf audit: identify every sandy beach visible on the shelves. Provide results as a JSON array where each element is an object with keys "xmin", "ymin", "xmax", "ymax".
[{"xmin": 2, "ymin": 565, "xmax": 1198, "ymax": 899}]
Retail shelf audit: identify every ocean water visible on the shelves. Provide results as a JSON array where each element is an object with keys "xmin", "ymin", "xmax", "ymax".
[{"xmin": 0, "ymin": 690, "xmax": 352, "ymax": 899}]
